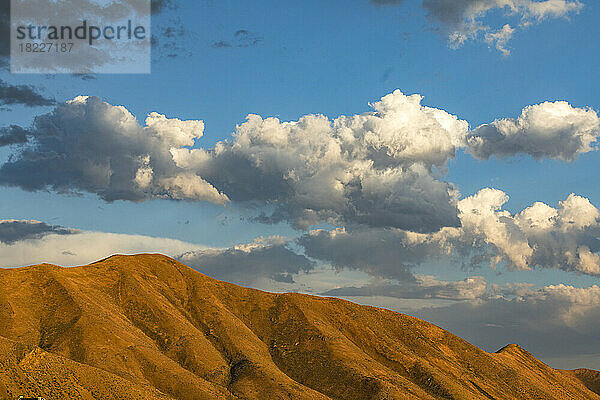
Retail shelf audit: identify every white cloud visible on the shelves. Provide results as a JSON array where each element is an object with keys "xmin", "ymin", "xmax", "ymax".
[
  {"xmin": 0, "ymin": 219, "xmax": 313, "ymax": 288},
  {"xmin": 1, "ymin": 93, "xmax": 597, "ymax": 235},
  {"xmin": 423, "ymin": 0, "xmax": 583, "ymax": 54},
  {"xmin": 1, "ymin": 91, "xmax": 468, "ymax": 232},
  {"xmin": 0, "ymin": 96, "xmax": 228, "ymax": 204},
  {"xmin": 145, "ymin": 111, "xmax": 205, "ymax": 147},
  {"xmin": 300, "ymin": 189, "xmax": 600, "ymax": 278},
  {"xmin": 198, "ymin": 89, "xmax": 468, "ymax": 231},
  {"xmin": 452, "ymin": 188, "xmax": 535, "ymax": 270},
  {"xmin": 467, "ymin": 101, "xmax": 600, "ymax": 160},
  {"xmin": 0, "ymin": 230, "xmax": 204, "ymax": 268},
  {"xmin": 524, "ymin": 0, "xmax": 584, "ymax": 20},
  {"xmin": 447, "ymin": 189, "xmax": 600, "ymax": 274},
  {"xmin": 485, "ymin": 24, "xmax": 515, "ymax": 56}
]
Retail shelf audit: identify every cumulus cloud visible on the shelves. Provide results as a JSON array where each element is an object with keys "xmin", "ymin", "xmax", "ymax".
[
  {"xmin": 416, "ymin": 283, "xmax": 600, "ymax": 369},
  {"xmin": 322, "ymin": 275, "xmax": 488, "ymax": 300},
  {"xmin": 189, "ymin": 89, "xmax": 467, "ymax": 231},
  {"xmin": 1, "ymin": 90, "xmax": 469, "ymax": 232},
  {"xmin": 0, "ymin": 219, "xmax": 77, "ymax": 244},
  {"xmin": 422, "ymin": 0, "xmax": 583, "ymax": 53},
  {"xmin": 467, "ymin": 101, "xmax": 600, "ymax": 160},
  {"xmin": 523, "ymin": 0, "xmax": 584, "ymax": 20},
  {"xmin": 300, "ymin": 189, "xmax": 600, "ymax": 279},
  {"xmin": 446, "ymin": 188, "xmax": 600, "ymax": 275},
  {"xmin": 1, "ymin": 93, "xmax": 597, "ymax": 235},
  {"xmin": 178, "ymin": 236, "xmax": 315, "ymax": 285},
  {"xmin": 0, "ymin": 96, "xmax": 228, "ymax": 203}
]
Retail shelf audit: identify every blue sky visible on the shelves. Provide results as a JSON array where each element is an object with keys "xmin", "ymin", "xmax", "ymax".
[
  {"xmin": 2, "ymin": 0, "xmax": 600, "ymax": 369},
  {"xmin": 5, "ymin": 0, "xmax": 600, "ymax": 236}
]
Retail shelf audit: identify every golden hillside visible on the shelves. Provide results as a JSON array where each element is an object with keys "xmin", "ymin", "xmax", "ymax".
[{"xmin": 0, "ymin": 254, "xmax": 598, "ymax": 399}]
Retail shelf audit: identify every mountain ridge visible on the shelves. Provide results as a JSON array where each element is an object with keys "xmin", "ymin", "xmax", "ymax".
[{"xmin": 0, "ymin": 253, "xmax": 598, "ymax": 399}]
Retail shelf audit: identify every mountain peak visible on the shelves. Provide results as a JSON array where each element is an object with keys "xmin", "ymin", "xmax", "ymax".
[{"xmin": 496, "ymin": 343, "xmax": 526, "ymax": 353}]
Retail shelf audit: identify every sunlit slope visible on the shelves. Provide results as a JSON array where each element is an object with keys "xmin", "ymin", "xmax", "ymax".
[{"xmin": 0, "ymin": 254, "xmax": 596, "ymax": 399}]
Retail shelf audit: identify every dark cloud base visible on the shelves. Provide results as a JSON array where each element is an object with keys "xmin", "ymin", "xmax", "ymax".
[{"xmin": 0, "ymin": 220, "xmax": 76, "ymax": 244}]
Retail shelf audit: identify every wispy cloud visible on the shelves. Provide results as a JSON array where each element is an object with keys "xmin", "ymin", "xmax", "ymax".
[
  {"xmin": 0, "ymin": 219, "xmax": 204, "ymax": 268},
  {"xmin": 322, "ymin": 275, "xmax": 488, "ymax": 301},
  {"xmin": 371, "ymin": 0, "xmax": 404, "ymax": 5},
  {"xmin": 0, "ymin": 80, "xmax": 55, "ymax": 108},
  {"xmin": 424, "ymin": 0, "xmax": 582, "ymax": 53},
  {"xmin": 0, "ymin": 125, "xmax": 28, "ymax": 147},
  {"xmin": 211, "ymin": 30, "xmax": 263, "ymax": 49},
  {"xmin": 372, "ymin": 0, "xmax": 583, "ymax": 55}
]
